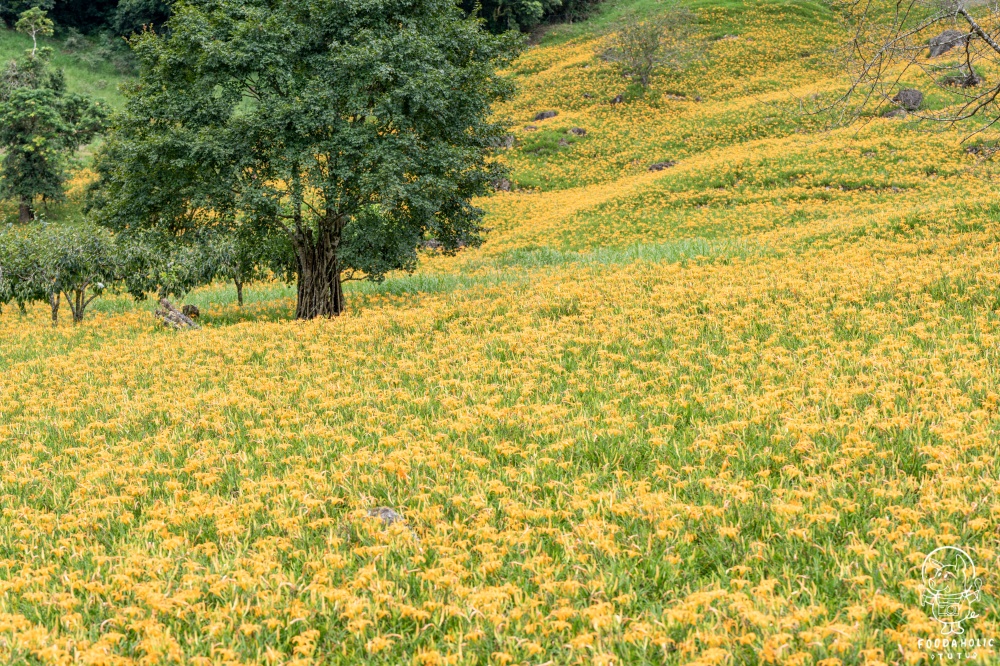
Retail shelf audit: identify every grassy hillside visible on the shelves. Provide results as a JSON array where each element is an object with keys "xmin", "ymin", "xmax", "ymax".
[
  {"xmin": 0, "ymin": 28, "xmax": 129, "ymax": 107},
  {"xmin": 3, "ymin": 1, "xmax": 1000, "ymax": 664}
]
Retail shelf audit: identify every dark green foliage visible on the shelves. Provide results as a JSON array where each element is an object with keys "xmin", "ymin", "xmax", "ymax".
[
  {"xmin": 92, "ymin": 0, "xmax": 521, "ymax": 319},
  {"xmin": 460, "ymin": 0, "xmax": 601, "ymax": 33},
  {"xmin": 0, "ymin": 88, "xmax": 66, "ymax": 217},
  {"xmin": 0, "ymin": 1, "xmax": 54, "ymax": 29},
  {"xmin": 112, "ymin": 0, "xmax": 171, "ymax": 34},
  {"xmin": 0, "ymin": 36, "xmax": 108, "ymax": 222},
  {"xmin": 3, "ymin": 1, "xmax": 169, "ymax": 35},
  {"xmin": 48, "ymin": 1, "xmax": 118, "ymax": 33}
]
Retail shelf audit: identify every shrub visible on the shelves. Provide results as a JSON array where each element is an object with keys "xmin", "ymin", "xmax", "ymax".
[{"xmin": 603, "ymin": 7, "xmax": 700, "ymax": 89}]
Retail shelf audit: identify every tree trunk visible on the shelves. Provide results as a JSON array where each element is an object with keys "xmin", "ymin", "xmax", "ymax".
[
  {"xmin": 18, "ymin": 199, "xmax": 33, "ymax": 224},
  {"xmin": 235, "ymin": 279, "xmax": 244, "ymax": 308},
  {"xmin": 50, "ymin": 292, "xmax": 60, "ymax": 326},
  {"xmin": 293, "ymin": 223, "xmax": 344, "ymax": 320},
  {"xmin": 72, "ymin": 289, "xmax": 85, "ymax": 324}
]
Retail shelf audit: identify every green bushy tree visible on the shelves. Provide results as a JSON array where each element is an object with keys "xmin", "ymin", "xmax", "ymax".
[
  {"xmin": 0, "ymin": 10, "xmax": 108, "ymax": 223},
  {"xmin": 92, "ymin": 0, "xmax": 519, "ymax": 319},
  {"xmin": 0, "ymin": 222, "xmax": 120, "ymax": 323},
  {"xmin": 112, "ymin": 229, "xmax": 213, "ymax": 303}
]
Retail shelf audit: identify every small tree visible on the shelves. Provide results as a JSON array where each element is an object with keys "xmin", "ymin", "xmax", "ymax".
[
  {"xmin": 15, "ymin": 6, "xmax": 53, "ymax": 57},
  {"xmin": 47, "ymin": 224, "xmax": 120, "ymax": 323},
  {"xmin": 604, "ymin": 7, "xmax": 699, "ymax": 90},
  {"xmin": 0, "ymin": 223, "xmax": 120, "ymax": 324},
  {"xmin": 113, "ymin": 229, "xmax": 217, "ymax": 304},
  {"xmin": 202, "ymin": 228, "xmax": 285, "ymax": 308},
  {"xmin": 0, "ymin": 225, "xmax": 50, "ymax": 316}
]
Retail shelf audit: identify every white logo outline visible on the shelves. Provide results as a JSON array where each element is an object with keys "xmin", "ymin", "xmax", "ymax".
[{"xmin": 921, "ymin": 546, "xmax": 984, "ymax": 636}]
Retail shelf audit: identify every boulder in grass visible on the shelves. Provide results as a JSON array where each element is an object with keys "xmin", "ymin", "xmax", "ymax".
[
  {"xmin": 892, "ymin": 88, "xmax": 923, "ymax": 111},
  {"xmin": 500, "ymin": 134, "xmax": 516, "ymax": 149},
  {"xmin": 648, "ymin": 160, "xmax": 677, "ymax": 171},
  {"xmin": 493, "ymin": 178, "xmax": 512, "ymax": 191},
  {"xmin": 568, "ymin": 127, "xmax": 587, "ymax": 136},
  {"xmin": 533, "ymin": 110, "xmax": 558, "ymax": 121},
  {"xmin": 882, "ymin": 108, "xmax": 907, "ymax": 119},
  {"xmin": 610, "ymin": 94, "xmax": 624, "ymax": 105},
  {"xmin": 928, "ymin": 29, "xmax": 968, "ymax": 58}
]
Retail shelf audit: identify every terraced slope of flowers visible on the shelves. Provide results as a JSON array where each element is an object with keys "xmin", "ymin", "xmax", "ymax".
[{"xmin": 3, "ymin": 1, "xmax": 1000, "ymax": 664}]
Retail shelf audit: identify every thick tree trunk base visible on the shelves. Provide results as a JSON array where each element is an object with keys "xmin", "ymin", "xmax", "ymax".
[
  {"xmin": 19, "ymin": 202, "xmax": 33, "ymax": 224},
  {"xmin": 295, "ymin": 230, "xmax": 344, "ymax": 320}
]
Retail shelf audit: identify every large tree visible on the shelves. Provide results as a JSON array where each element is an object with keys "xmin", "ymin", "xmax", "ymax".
[{"xmin": 91, "ymin": 0, "xmax": 519, "ymax": 319}]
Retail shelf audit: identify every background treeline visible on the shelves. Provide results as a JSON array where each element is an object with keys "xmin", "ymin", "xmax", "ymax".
[
  {"xmin": 2, "ymin": 0, "xmax": 594, "ymax": 35},
  {"xmin": 1, "ymin": 1, "xmax": 171, "ymax": 36},
  {"xmin": 460, "ymin": 0, "xmax": 602, "ymax": 33}
]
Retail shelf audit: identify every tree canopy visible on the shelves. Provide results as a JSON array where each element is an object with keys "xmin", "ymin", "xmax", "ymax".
[
  {"xmin": 91, "ymin": 0, "xmax": 520, "ymax": 319},
  {"xmin": 459, "ymin": 0, "xmax": 600, "ymax": 33}
]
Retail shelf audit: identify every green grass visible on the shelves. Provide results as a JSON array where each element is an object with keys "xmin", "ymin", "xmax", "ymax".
[{"xmin": 0, "ymin": 28, "xmax": 129, "ymax": 108}]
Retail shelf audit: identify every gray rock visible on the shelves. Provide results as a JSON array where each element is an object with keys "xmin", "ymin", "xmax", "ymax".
[
  {"xmin": 648, "ymin": 161, "xmax": 677, "ymax": 171},
  {"xmin": 882, "ymin": 108, "xmax": 908, "ymax": 119},
  {"xmin": 583, "ymin": 93, "xmax": 594, "ymax": 99},
  {"xmin": 610, "ymin": 94, "xmax": 624, "ymax": 105},
  {"xmin": 533, "ymin": 110, "xmax": 558, "ymax": 121},
  {"xmin": 493, "ymin": 178, "xmax": 512, "ymax": 191},
  {"xmin": 524, "ymin": 125, "xmax": 538, "ymax": 131},
  {"xmin": 892, "ymin": 88, "xmax": 923, "ymax": 111},
  {"xmin": 368, "ymin": 507, "xmax": 404, "ymax": 525},
  {"xmin": 568, "ymin": 127, "xmax": 587, "ymax": 136},
  {"xmin": 182, "ymin": 305, "xmax": 200, "ymax": 319},
  {"xmin": 558, "ymin": 138, "xmax": 569, "ymax": 147},
  {"xmin": 928, "ymin": 29, "xmax": 968, "ymax": 58},
  {"xmin": 421, "ymin": 239, "xmax": 443, "ymax": 250},
  {"xmin": 500, "ymin": 134, "xmax": 515, "ymax": 149}
]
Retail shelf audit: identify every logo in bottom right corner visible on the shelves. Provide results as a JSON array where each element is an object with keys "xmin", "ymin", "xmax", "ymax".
[{"xmin": 921, "ymin": 546, "xmax": 984, "ymax": 636}]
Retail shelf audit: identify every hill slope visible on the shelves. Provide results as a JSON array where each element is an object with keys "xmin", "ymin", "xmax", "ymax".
[{"xmin": 2, "ymin": 2, "xmax": 1000, "ymax": 664}]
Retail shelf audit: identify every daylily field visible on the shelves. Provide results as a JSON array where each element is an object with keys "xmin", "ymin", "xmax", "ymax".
[{"xmin": 3, "ymin": 0, "xmax": 1000, "ymax": 664}]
